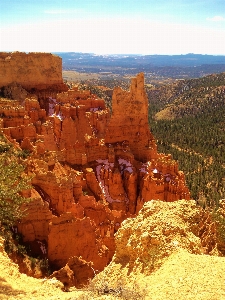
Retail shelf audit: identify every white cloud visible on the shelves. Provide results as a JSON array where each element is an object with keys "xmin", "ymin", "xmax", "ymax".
[
  {"xmin": 207, "ymin": 16, "xmax": 225, "ymax": 22},
  {"xmin": 1, "ymin": 17, "xmax": 225, "ymax": 55}
]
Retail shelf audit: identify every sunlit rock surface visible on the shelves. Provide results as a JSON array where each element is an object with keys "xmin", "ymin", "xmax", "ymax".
[{"xmin": 0, "ymin": 62, "xmax": 190, "ymax": 286}]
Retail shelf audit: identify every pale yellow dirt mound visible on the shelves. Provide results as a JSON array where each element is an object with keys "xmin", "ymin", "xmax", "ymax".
[
  {"xmin": 90, "ymin": 200, "xmax": 225, "ymax": 299},
  {"xmin": 114, "ymin": 199, "xmax": 202, "ymax": 274},
  {"xmin": 143, "ymin": 249, "xmax": 225, "ymax": 300}
]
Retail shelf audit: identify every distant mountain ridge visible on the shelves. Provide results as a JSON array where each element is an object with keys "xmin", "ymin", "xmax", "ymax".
[
  {"xmin": 148, "ymin": 72, "xmax": 225, "ymax": 119},
  {"xmin": 55, "ymin": 52, "xmax": 225, "ymax": 80},
  {"xmin": 55, "ymin": 52, "xmax": 225, "ymax": 67}
]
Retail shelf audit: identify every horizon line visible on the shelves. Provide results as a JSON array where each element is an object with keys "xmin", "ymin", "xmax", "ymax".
[{"xmin": 1, "ymin": 51, "xmax": 225, "ymax": 57}]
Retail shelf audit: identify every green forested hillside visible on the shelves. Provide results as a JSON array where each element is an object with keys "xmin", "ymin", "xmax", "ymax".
[{"xmin": 147, "ymin": 73, "xmax": 225, "ymax": 207}]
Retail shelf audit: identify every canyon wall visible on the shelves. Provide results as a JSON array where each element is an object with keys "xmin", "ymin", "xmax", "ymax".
[
  {"xmin": 0, "ymin": 65, "xmax": 190, "ymax": 287},
  {"xmin": 0, "ymin": 52, "xmax": 64, "ymax": 90}
]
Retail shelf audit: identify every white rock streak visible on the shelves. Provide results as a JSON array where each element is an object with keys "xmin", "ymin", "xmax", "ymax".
[
  {"xmin": 118, "ymin": 158, "xmax": 133, "ymax": 173},
  {"xmin": 48, "ymin": 98, "xmax": 64, "ymax": 121},
  {"xmin": 96, "ymin": 159, "xmax": 115, "ymax": 203},
  {"xmin": 139, "ymin": 161, "xmax": 151, "ymax": 174},
  {"xmin": 37, "ymin": 241, "xmax": 47, "ymax": 254},
  {"xmin": 56, "ymin": 112, "xmax": 63, "ymax": 121},
  {"xmin": 96, "ymin": 158, "xmax": 132, "ymax": 204},
  {"xmin": 90, "ymin": 107, "xmax": 99, "ymax": 112},
  {"xmin": 48, "ymin": 97, "xmax": 57, "ymax": 116},
  {"xmin": 164, "ymin": 173, "xmax": 171, "ymax": 182}
]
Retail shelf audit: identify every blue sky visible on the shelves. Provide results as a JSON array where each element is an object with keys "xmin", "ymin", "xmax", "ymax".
[{"xmin": 1, "ymin": 0, "xmax": 225, "ymax": 54}]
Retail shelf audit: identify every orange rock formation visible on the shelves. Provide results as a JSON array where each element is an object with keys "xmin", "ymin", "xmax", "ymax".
[
  {"xmin": 0, "ymin": 59, "xmax": 190, "ymax": 287},
  {"xmin": 0, "ymin": 52, "xmax": 64, "ymax": 90},
  {"xmin": 105, "ymin": 72, "xmax": 156, "ymax": 162}
]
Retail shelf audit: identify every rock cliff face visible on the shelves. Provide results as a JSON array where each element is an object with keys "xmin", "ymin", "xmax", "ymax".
[
  {"xmin": 0, "ymin": 64, "xmax": 190, "ymax": 287},
  {"xmin": 0, "ymin": 52, "xmax": 64, "ymax": 91}
]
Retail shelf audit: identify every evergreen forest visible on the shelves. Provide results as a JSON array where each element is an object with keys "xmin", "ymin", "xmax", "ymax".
[{"xmin": 147, "ymin": 73, "xmax": 225, "ymax": 207}]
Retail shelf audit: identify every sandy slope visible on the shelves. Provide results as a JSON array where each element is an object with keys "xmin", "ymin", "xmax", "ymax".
[
  {"xmin": 143, "ymin": 249, "xmax": 225, "ymax": 300},
  {"xmin": 2, "ymin": 200, "xmax": 225, "ymax": 300},
  {"xmin": 2, "ymin": 246, "xmax": 225, "ymax": 299},
  {"xmin": 90, "ymin": 200, "xmax": 225, "ymax": 300}
]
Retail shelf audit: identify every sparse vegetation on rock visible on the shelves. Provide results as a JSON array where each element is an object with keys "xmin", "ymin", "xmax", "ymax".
[{"xmin": 0, "ymin": 135, "xmax": 31, "ymax": 235}]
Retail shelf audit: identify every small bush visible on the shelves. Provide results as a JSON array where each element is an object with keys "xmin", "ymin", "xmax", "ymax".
[
  {"xmin": 83, "ymin": 276, "xmax": 146, "ymax": 299},
  {"xmin": 29, "ymin": 257, "xmax": 37, "ymax": 269},
  {"xmin": 212, "ymin": 209, "xmax": 225, "ymax": 243},
  {"xmin": 16, "ymin": 243, "xmax": 28, "ymax": 255},
  {"xmin": 0, "ymin": 154, "xmax": 32, "ymax": 234},
  {"xmin": 16, "ymin": 149, "xmax": 31, "ymax": 159},
  {"xmin": 39, "ymin": 258, "xmax": 51, "ymax": 276},
  {"xmin": 0, "ymin": 143, "xmax": 11, "ymax": 153},
  {"xmin": 4, "ymin": 232, "xmax": 28, "ymax": 256}
]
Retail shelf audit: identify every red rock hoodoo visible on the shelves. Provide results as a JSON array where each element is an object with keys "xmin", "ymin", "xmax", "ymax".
[{"xmin": 0, "ymin": 53, "xmax": 190, "ymax": 287}]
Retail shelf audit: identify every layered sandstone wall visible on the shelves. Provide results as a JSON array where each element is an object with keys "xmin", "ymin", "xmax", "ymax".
[
  {"xmin": 0, "ymin": 52, "xmax": 64, "ymax": 90},
  {"xmin": 2, "ymin": 72, "xmax": 190, "ymax": 216}
]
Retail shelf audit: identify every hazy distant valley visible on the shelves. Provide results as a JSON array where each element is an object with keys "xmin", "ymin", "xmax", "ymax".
[{"xmin": 57, "ymin": 52, "xmax": 225, "ymax": 85}]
